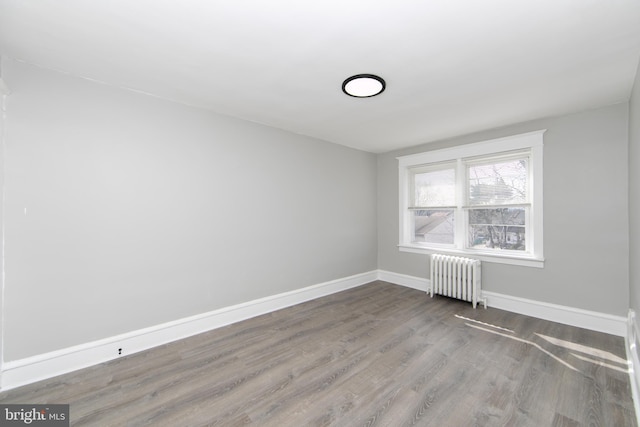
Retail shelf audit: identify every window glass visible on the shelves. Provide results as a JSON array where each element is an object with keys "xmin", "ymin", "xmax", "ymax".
[
  {"xmin": 412, "ymin": 209, "xmax": 454, "ymax": 244},
  {"xmin": 468, "ymin": 207, "xmax": 526, "ymax": 251},
  {"xmin": 397, "ymin": 130, "xmax": 544, "ymax": 266},
  {"xmin": 412, "ymin": 167, "xmax": 455, "ymax": 207},
  {"xmin": 467, "ymin": 158, "xmax": 527, "ymax": 206}
]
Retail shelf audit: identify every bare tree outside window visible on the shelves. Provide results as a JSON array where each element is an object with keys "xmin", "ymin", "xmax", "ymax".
[
  {"xmin": 468, "ymin": 208, "xmax": 525, "ymax": 250},
  {"xmin": 467, "ymin": 159, "xmax": 528, "ymax": 251},
  {"xmin": 399, "ymin": 131, "xmax": 543, "ymax": 265}
]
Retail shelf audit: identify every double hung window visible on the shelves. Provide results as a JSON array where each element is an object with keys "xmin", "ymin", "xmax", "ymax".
[{"xmin": 398, "ymin": 131, "xmax": 544, "ymax": 267}]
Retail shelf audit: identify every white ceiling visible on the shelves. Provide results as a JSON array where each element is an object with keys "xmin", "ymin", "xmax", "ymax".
[{"xmin": 1, "ymin": 1, "xmax": 640, "ymax": 153}]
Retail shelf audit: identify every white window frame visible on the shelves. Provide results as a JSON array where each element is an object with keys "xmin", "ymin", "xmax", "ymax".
[{"xmin": 398, "ymin": 130, "xmax": 545, "ymax": 268}]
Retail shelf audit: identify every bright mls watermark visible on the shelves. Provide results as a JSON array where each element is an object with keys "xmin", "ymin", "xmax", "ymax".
[{"xmin": 0, "ymin": 405, "xmax": 69, "ymax": 426}]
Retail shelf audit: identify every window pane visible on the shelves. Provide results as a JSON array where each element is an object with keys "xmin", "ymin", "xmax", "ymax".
[
  {"xmin": 412, "ymin": 209, "xmax": 454, "ymax": 244},
  {"xmin": 468, "ymin": 158, "xmax": 527, "ymax": 205},
  {"xmin": 468, "ymin": 208, "xmax": 526, "ymax": 251},
  {"xmin": 413, "ymin": 168, "xmax": 455, "ymax": 207}
]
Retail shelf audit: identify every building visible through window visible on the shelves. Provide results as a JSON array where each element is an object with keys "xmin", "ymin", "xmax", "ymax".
[{"xmin": 398, "ymin": 131, "xmax": 544, "ymax": 268}]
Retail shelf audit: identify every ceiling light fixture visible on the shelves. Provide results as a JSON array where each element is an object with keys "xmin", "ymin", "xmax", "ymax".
[{"xmin": 342, "ymin": 74, "xmax": 386, "ymax": 98}]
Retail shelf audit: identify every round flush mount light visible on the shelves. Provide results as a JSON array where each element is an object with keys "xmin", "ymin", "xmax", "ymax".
[{"xmin": 342, "ymin": 74, "xmax": 386, "ymax": 98}]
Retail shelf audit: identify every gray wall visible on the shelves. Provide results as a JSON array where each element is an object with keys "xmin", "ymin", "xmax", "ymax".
[
  {"xmin": 378, "ymin": 103, "xmax": 630, "ymax": 316},
  {"xmin": 0, "ymin": 70, "xmax": 6, "ymax": 369},
  {"xmin": 2, "ymin": 52, "xmax": 635, "ymax": 363},
  {"xmin": 1, "ymin": 58, "xmax": 377, "ymax": 361},
  {"xmin": 630, "ymin": 60, "xmax": 640, "ymax": 319}
]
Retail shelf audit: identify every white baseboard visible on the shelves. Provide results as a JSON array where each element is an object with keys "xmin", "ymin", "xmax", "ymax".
[
  {"xmin": 482, "ymin": 291, "xmax": 627, "ymax": 337},
  {"xmin": 382, "ymin": 271, "xmax": 638, "ymax": 421},
  {"xmin": 377, "ymin": 270, "xmax": 627, "ymax": 337},
  {"xmin": 1, "ymin": 270, "xmax": 377, "ymax": 391},
  {"xmin": 377, "ymin": 270, "xmax": 429, "ymax": 291},
  {"xmin": 626, "ymin": 309, "xmax": 640, "ymax": 426},
  {"xmin": 2, "ymin": 269, "xmax": 630, "ymax": 392}
]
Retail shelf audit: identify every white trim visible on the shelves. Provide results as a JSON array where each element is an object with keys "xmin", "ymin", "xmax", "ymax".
[
  {"xmin": 398, "ymin": 245, "xmax": 544, "ymax": 268},
  {"xmin": 397, "ymin": 130, "xmax": 546, "ymax": 166},
  {"xmin": 377, "ymin": 270, "xmax": 627, "ymax": 336},
  {"xmin": 0, "ymin": 271, "xmax": 377, "ymax": 391},
  {"xmin": 626, "ymin": 309, "xmax": 640, "ymax": 426},
  {"xmin": 2, "ymin": 269, "xmax": 630, "ymax": 392},
  {"xmin": 0, "ymin": 83, "xmax": 6, "ymax": 387},
  {"xmin": 530, "ymin": 141, "xmax": 544, "ymax": 257},
  {"xmin": 377, "ymin": 270, "xmax": 429, "ymax": 291},
  {"xmin": 482, "ymin": 291, "xmax": 627, "ymax": 337},
  {"xmin": 382, "ymin": 272, "xmax": 636, "ymax": 416},
  {"xmin": 397, "ymin": 130, "xmax": 545, "ymax": 266}
]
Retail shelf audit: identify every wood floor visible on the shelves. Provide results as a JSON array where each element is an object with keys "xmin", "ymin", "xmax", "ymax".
[{"xmin": 0, "ymin": 281, "xmax": 636, "ymax": 426}]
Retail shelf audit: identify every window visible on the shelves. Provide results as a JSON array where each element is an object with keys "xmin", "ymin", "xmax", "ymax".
[
  {"xmin": 398, "ymin": 131, "xmax": 544, "ymax": 268},
  {"xmin": 410, "ymin": 164, "xmax": 456, "ymax": 245}
]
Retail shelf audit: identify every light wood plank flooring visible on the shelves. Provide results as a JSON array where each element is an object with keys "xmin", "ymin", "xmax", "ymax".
[{"xmin": 0, "ymin": 281, "xmax": 636, "ymax": 426}]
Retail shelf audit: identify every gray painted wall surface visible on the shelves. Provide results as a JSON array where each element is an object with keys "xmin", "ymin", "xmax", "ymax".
[
  {"xmin": 630, "ymin": 61, "xmax": 640, "ymax": 318},
  {"xmin": 0, "ymin": 69, "xmax": 6, "ymax": 370},
  {"xmin": 378, "ymin": 103, "xmax": 630, "ymax": 316},
  {"xmin": 1, "ymin": 58, "xmax": 377, "ymax": 361},
  {"xmin": 1, "ymin": 53, "xmax": 635, "ymax": 364}
]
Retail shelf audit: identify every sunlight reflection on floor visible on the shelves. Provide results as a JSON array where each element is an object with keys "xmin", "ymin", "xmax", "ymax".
[
  {"xmin": 570, "ymin": 352, "xmax": 628, "ymax": 373},
  {"xmin": 535, "ymin": 333, "xmax": 627, "ymax": 364},
  {"xmin": 454, "ymin": 314, "xmax": 515, "ymax": 333},
  {"xmin": 458, "ymin": 313, "xmax": 631, "ymax": 375},
  {"xmin": 464, "ymin": 322, "xmax": 580, "ymax": 372}
]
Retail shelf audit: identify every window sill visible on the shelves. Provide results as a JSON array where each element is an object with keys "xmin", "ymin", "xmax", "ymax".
[{"xmin": 398, "ymin": 244, "xmax": 545, "ymax": 268}]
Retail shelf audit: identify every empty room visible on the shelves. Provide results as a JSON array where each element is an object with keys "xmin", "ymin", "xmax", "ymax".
[{"xmin": 1, "ymin": 1, "xmax": 640, "ymax": 426}]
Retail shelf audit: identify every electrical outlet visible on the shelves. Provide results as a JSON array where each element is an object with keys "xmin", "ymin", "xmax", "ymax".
[{"xmin": 118, "ymin": 348, "xmax": 122, "ymax": 355}]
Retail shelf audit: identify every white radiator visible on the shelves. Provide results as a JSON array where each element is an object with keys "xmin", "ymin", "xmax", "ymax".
[{"xmin": 429, "ymin": 254, "xmax": 486, "ymax": 309}]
